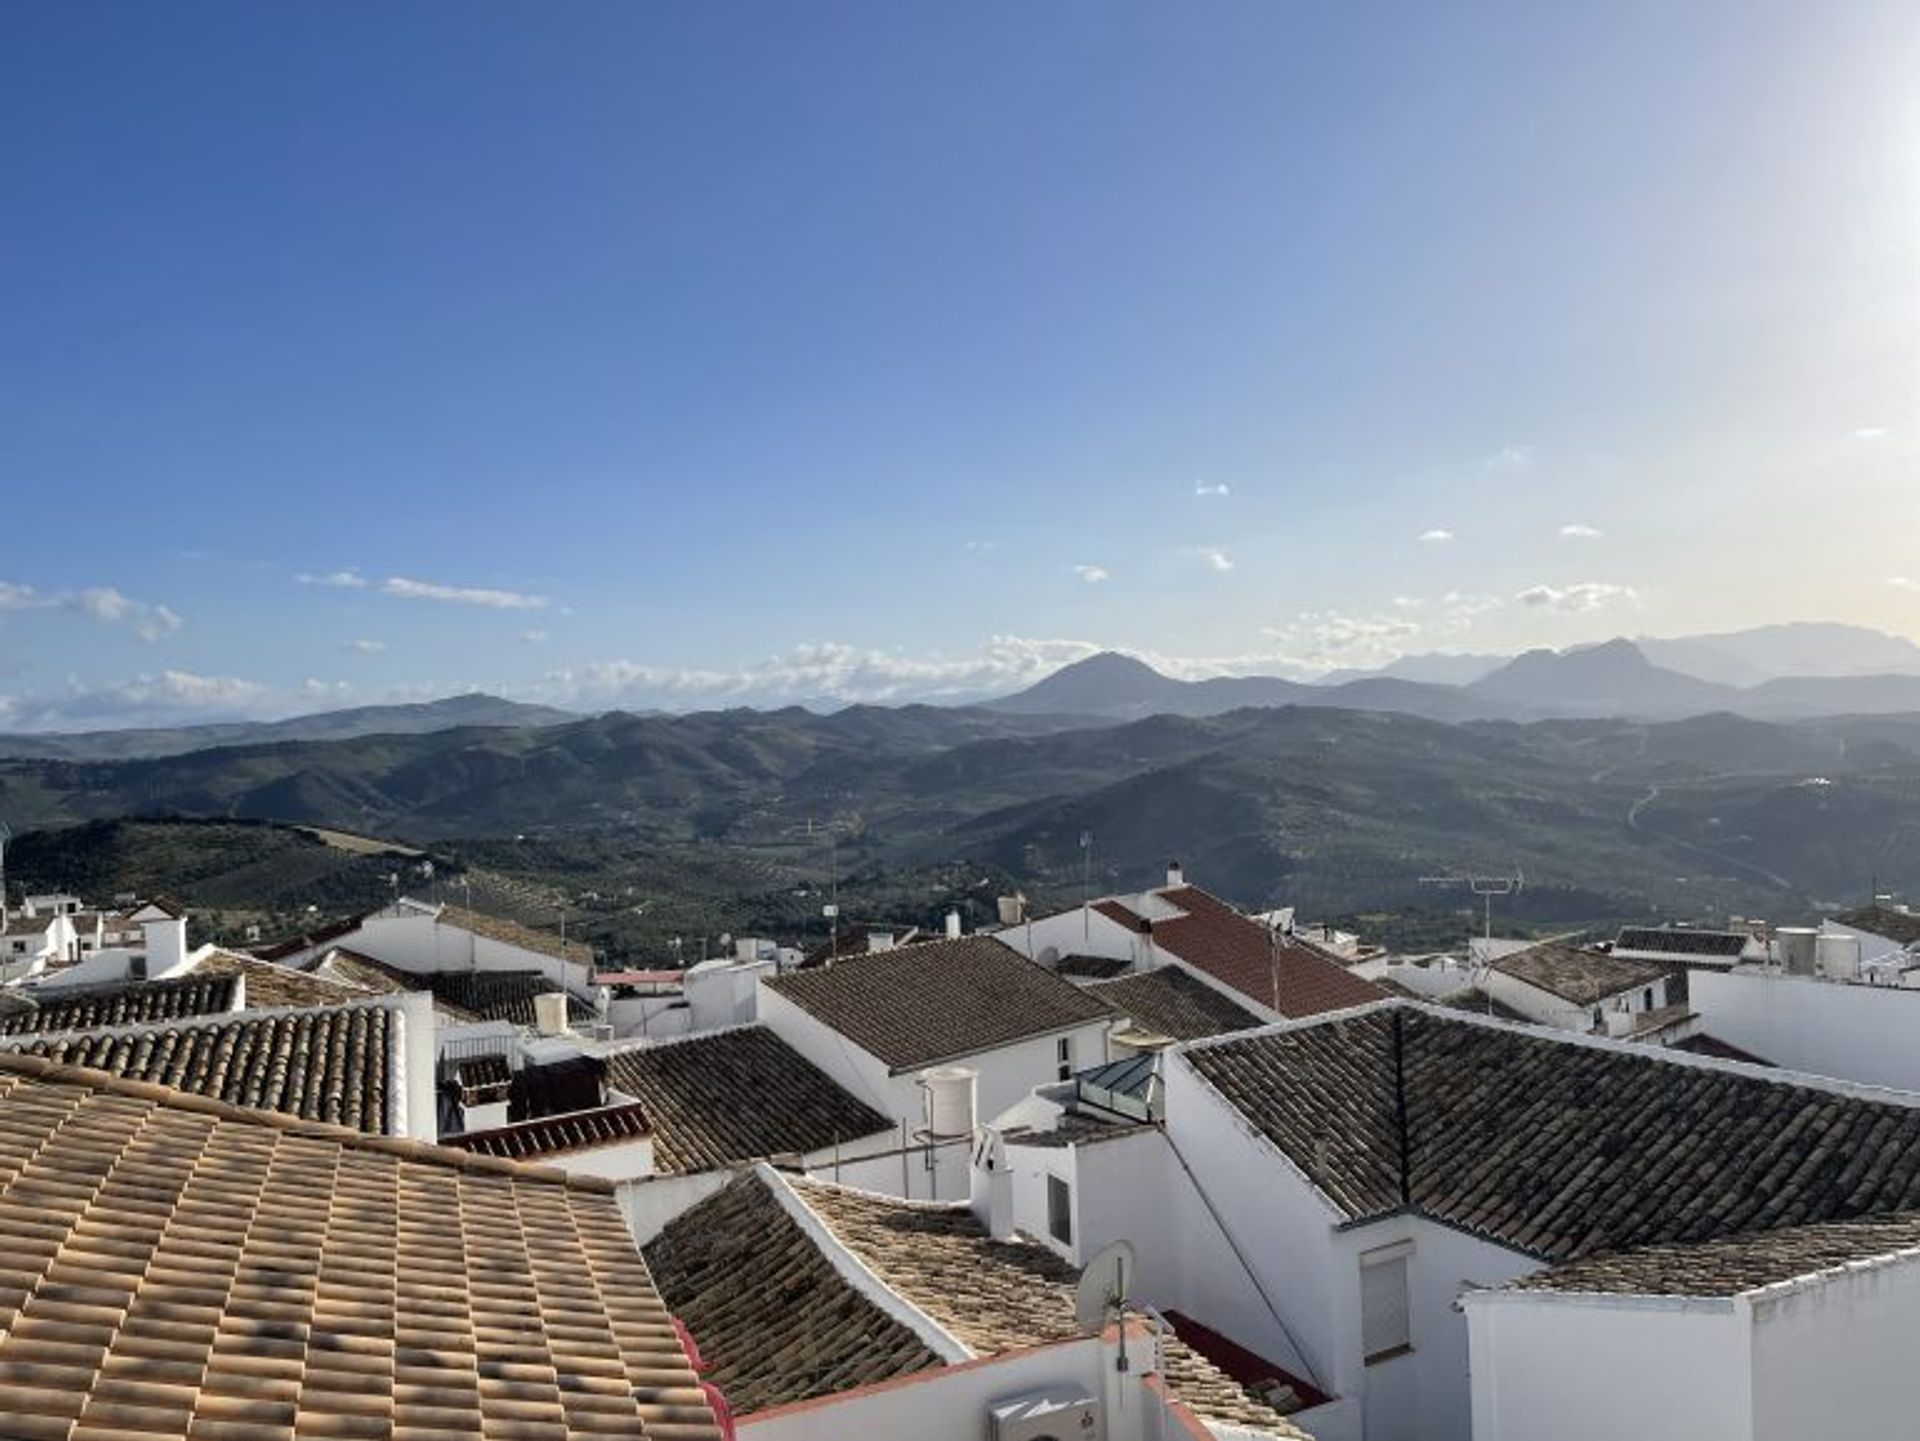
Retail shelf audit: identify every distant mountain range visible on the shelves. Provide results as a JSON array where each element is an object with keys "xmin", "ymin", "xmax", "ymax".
[
  {"xmin": 0, "ymin": 693, "xmax": 577, "ymax": 762},
  {"xmin": 989, "ymin": 627, "xmax": 1920, "ymax": 724}
]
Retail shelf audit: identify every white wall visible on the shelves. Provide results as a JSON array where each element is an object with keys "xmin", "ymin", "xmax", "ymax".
[
  {"xmin": 1691, "ymin": 968, "xmax": 1920, "ymax": 1091},
  {"xmin": 1465, "ymin": 1292, "xmax": 1751, "ymax": 1441},
  {"xmin": 1003, "ymin": 906, "xmax": 1142, "ymax": 969},
  {"xmin": 686, "ymin": 959, "xmax": 768, "ymax": 1030},
  {"xmin": 1480, "ymin": 969, "xmax": 1665, "ymax": 1033},
  {"xmin": 620, "ymin": 1170, "xmax": 733, "ymax": 1245},
  {"xmin": 339, "ymin": 908, "xmax": 592, "ymax": 998},
  {"xmin": 606, "ymin": 992, "xmax": 693, "ymax": 1041},
  {"xmin": 1750, "ymin": 1251, "xmax": 1920, "ymax": 1441}
]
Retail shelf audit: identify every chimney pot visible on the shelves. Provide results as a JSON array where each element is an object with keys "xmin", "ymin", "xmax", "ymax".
[{"xmin": 1166, "ymin": 859, "xmax": 1184, "ymax": 889}]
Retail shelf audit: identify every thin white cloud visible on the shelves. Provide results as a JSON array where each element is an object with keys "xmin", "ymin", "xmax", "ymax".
[
  {"xmin": 0, "ymin": 670, "xmax": 270, "ymax": 730},
  {"xmin": 0, "ymin": 580, "xmax": 183, "ymax": 641},
  {"xmin": 1194, "ymin": 481, "xmax": 1231, "ymax": 498},
  {"xmin": 1890, "ymin": 577, "xmax": 1917, "ymax": 591},
  {"xmin": 1485, "ymin": 445, "xmax": 1533, "ymax": 473},
  {"xmin": 963, "ymin": 539, "xmax": 999, "ymax": 553},
  {"xmin": 297, "ymin": 570, "xmax": 371, "ymax": 589},
  {"xmin": 1073, "ymin": 565, "xmax": 1110, "ymax": 584},
  {"xmin": 1856, "ymin": 427, "xmax": 1891, "ymax": 441},
  {"xmin": 520, "ymin": 628, "xmax": 551, "ymax": 644},
  {"xmin": 1198, "ymin": 548, "xmax": 1235, "ymax": 573},
  {"xmin": 1516, "ymin": 581, "xmax": 1639, "ymax": 612},
  {"xmin": 1391, "ymin": 596, "xmax": 1425, "ymax": 610},
  {"xmin": 1419, "ymin": 529, "xmax": 1455, "ymax": 543},
  {"xmin": 379, "ymin": 577, "xmax": 549, "ymax": 610},
  {"xmin": 1258, "ymin": 611, "xmax": 1423, "ymax": 674},
  {"xmin": 1559, "ymin": 523, "xmax": 1604, "ymax": 539},
  {"xmin": 343, "ymin": 638, "xmax": 387, "ymax": 655}
]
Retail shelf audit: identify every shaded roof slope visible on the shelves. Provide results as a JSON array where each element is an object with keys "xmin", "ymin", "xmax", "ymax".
[
  {"xmin": 1185, "ymin": 1005, "xmax": 1920, "ymax": 1263},
  {"xmin": 1489, "ymin": 939, "xmax": 1669, "ymax": 1005},
  {"xmin": 1833, "ymin": 905, "xmax": 1920, "ymax": 946},
  {"xmin": 0, "ymin": 999, "xmax": 399, "ymax": 1133},
  {"xmin": 1097, "ymin": 886, "xmax": 1385, "ymax": 1018},
  {"xmin": 0, "ymin": 1051, "xmax": 719, "ymax": 1440},
  {"xmin": 644, "ymin": 1172, "xmax": 943, "ymax": 1414},
  {"xmin": 1086, "ymin": 965, "xmax": 1263, "ymax": 1041},
  {"xmin": 764, "ymin": 936, "xmax": 1112, "ymax": 1071},
  {"xmin": 1614, "ymin": 926, "xmax": 1750, "ymax": 958},
  {"xmin": 0, "ymin": 973, "xmax": 238, "ymax": 1036},
  {"xmin": 605, "ymin": 1026, "xmax": 890, "ymax": 1174}
]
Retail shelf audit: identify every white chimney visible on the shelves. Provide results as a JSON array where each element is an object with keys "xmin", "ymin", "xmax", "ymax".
[
  {"xmin": 1166, "ymin": 859, "xmax": 1184, "ymax": 889},
  {"xmin": 532, "ymin": 992, "xmax": 571, "ymax": 1036},
  {"xmin": 968, "ymin": 1127, "xmax": 1015, "ymax": 1240},
  {"xmin": 945, "ymin": 909, "xmax": 962, "ymax": 940},
  {"xmin": 867, "ymin": 931, "xmax": 896, "ymax": 954},
  {"xmin": 140, "ymin": 913, "xmax": 188, "ymax": 978}
]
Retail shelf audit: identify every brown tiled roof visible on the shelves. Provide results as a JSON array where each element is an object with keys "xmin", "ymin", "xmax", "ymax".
[
  {"xmin": 1056, "ymin": 953, "xmax": 1132, "ymax": 979},
  {"xmin": 445, "ymin": 1100, "xmax": 655, "ymax": 1162},
  {"xmin": 1489, "ymin": 939, "xmax": 1669, "ymax": 1005},
  {"xmin": 0, "ymin": 974, "xmax": 239, "ymax": 1036},
  {"xmin": 251, "ymin": 912, "xmax": 363, "ymax": 961},
  {"xmin": 1613, "ymin": 926, "xmax": 1750, "ymax": 959},
  {"xmin": 1433, "ymin": 987, "xmax": 1535, "ymax": 1025},
  {"xmin": 319, "ymin": 946, "xmax": 476, "ymax": 1021},
  {"xmin": 1512, "ymin": 1212, "xmax": 1920, "ymax": 1297},
  {"xmin": 1097, "ymin": 887, "xmax": 1386, "ymax": 1018},
  {"xmin": 1833, "ymin": 905, "xmax": 1920, "ymax": 946},
  {"xmin": 1185, "ymin": 1005, "xmax": 1920, "ymax": 1263},
  {"xmin": 0, "ymin": 1050, "xmax": 720, "ymax": 1441},
  {"xmin": 648, "ymin": 1172, "xmax": 1307, "ymax": 1434},
  {"xmin": 764, "ymin": 936, "xmax": 1112, "ymax": 1072},
  {"xmin": 453, "ymin": 1051, "xmax": 512, "ymax": 1103},
  {"xmin": 1086, "ymin": 966, "xmax": 1263, "ymax": 1041},
  {"xmin": 195, "ymin": 948, "xmax": 379, "ymax": 1009},
  {"xmin": 647, "ymin": 1173, "xmax": 943, "ymax": 1413},
  {"xmin": 423, "ymin": 968, "xmax": 596, "ymax": 1027},
  {"xmin": 440, "ymin": 903, "xmax": 594, "ymax": 965},
  {"xmin": 0, "ymin": 1000, "xmax": 399, "ymax": 1134},
  {"xmin": 605, "ymin": 1027, "xmax": 890, "ymax": 1175},
  {"xmin": 787, "ymin": 1177, "xmax": 1309, "ymax": 1435}
]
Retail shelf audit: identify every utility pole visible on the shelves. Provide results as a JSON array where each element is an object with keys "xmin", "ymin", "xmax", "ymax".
[{"xmin": 1080, "ymin": 830, "xmax": 1094, "ymax": 946}]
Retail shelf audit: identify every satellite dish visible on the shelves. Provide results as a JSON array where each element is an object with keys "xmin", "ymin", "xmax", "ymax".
[{"xmin": 1074, "ymin": 1238, "xmax": 1138, "ymax": 1334}]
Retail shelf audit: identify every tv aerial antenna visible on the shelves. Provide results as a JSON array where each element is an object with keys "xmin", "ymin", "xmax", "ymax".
[
  {"xmin": 1419, "ymin": 868, "xmax": 1526, "ymax": 945},
  {"xmin": 1075, "ymin": 1238, "xmax": 1140, "ymax": 1372},
  {"xmin": 0, "ymin": 820, "xmax": 11, "ymax": 917}
]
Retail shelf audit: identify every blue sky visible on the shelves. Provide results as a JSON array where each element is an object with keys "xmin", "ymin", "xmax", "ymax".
[{"xmin": 2, "ymin": 1, "xmax": 1915, "ymax": 727}]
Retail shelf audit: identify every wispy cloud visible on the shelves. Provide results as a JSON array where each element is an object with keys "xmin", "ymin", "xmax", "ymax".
[
  {"xmin": 1259, "ymin": 610, "xmax": 1422, "ymax": 674},
  {"xmin": 1485, "ymin": 445, "xmax": 1533, "ymax": 473},
  {"xmin": 1418, "ymin": 528, "xmax": 1455, "ymax": 544},
  {"xmin": 301, "ymin": 571, "xmax": 549, "ymax": 609},
  {"xmin": 0, "ymin": 670, "xmax": 270, "ymax": 730},
  {"xmin": 0, "ymin": 581, "xmax": 183, "ymax": 641},
  {"xmin": 1193, "ymin": 480, "xmax": 1231, "ymax": 498},
  {"xmin": 1856, "ymin": 427, "xmax": 1891, "ymax": 441},
  {"xmin": 1516, "ymin": 581, "xmax": 1639, "ymax": 612},
  {"xmin": 963, "ymin": 539, "xmax": 999, "ymax": 553},
  {"xmin": 1198, "ymin": 548, "xmax": 1235, "ymax": 573},
  {"xmin": 343, "ymin": 638, "xmax": 387, "ymax": 655},
  {"xmin": 1890, "ymin": 577, "xmax": 1917, "ymax": 591},
  {"xmin": 1073, "ymin": 564, "xmax": 1110, "ymax": 584},
  {"xmin": 520, "ymin": 628, "xmax": 551, "ymax": 644},
  {"xmin": 1559, "ymin": 523, "xmax": 1604, "ymax": 539}
]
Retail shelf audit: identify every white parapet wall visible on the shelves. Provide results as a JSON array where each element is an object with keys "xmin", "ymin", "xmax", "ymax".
[{"xmin": 1690, "ymin": 968, "xmax": 1920, "ymax": 1092}]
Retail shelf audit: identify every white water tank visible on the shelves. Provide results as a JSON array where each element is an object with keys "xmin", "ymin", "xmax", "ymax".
[
  {"xmin": 533, "ymin": 991, "xmax": 571, "ymax": 1036},
  {"xmin": 1818, "ymin": 932, "xmax": 1862, "ymax": 982},
  {"xmin": 945, "ymin": 909, "xmax": 963, "ymax": 940},
  {"xmin": 921, "ymin": 1066, "xmax": 978, "ymax": 1139},
  {"xmin": 1778, "ymin": 928, "xmax": 1819, "ymax": 975}
]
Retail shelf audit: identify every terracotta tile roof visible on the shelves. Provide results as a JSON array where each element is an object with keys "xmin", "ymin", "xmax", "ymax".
[
  {"xmin": 1613, "ymin": 926, "xmax": 1750, "ymax": 959},
  {"xmin": 0, "ymin": 974, "xmax": 239, "ymax": 1036},
  {"xmin": 1185, "ymin": 1005, "xmax": 1920, "ymax": 1263},
  {"xmin": 648, "ymin": 1172, "xmax": 1308, "ymax": 1435},
  {"xmin": 0, "ymin": 1050, "xmax": 720, "ymax": 1441},
  {"xmin": 439, "ymin": 903, "xmax": 594, "ymax": 965},
  {"xmin": 1512, "ymin": 1212, "xmax": 1920, "ymax": 1297},
  {"xmin": 452, "ymin": 1051, "xmax": 512, "ymax": 1104},
  {"xmin": 764, "ymin": 936, "xmax": 1113, "ymax": 1072},
  {"xmin": 250, "ymin": 912, "xmax": 363, "ymax": 961},
  {"xmin": 1832, "ymin": 905, "xmax": 1920, "ymax": 947},
  {"xmin": 1098, "ymin": 887, "xmax": 1386, "ymax": 1018},
  {"xmin": 444, "ymin": 1100, "xmax": 655, "ymax": 1162},
  {"xmin": 194, "ymin": 948, "xmax": 380, "ymax": 1009},
  {"xmin": 1085, "ymin": 966, "xmax": 1263, "ymax": 1041},
  {"xmin": 1433, "ymin": 988, "xmax": 1536, "ymax": 1025},
  {"xmin": 423, "ymin": 968, "xmax": 596, "ymax": 1027},
  {"xmin": 605, "ymin": 1027, "xmax": 890, "ymax": 1175},
  {"xmin": 644, "ymin": 1172, "xmax": 945, "ymax": 1413},
  {"xmin": 1489, "ymin": 939, "xmax": 1669, "ymax": 1006},
  {"xmin": 0, "ymin": 999, "xmax": 400, "ymax": 1134}
]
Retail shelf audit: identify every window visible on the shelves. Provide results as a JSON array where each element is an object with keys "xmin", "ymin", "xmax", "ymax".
[
  {"xmin": 1047, "ymin": 1174, "xmax": 1073, "ymax": 1246},
  {"xmin": 1642, "ymin": 987, "xmax": 1655, "ymax": 1009},
  {"xmin": 1056, "ymin": 1036, "xmax": 1073, "ymax": 1081},
  {"xmin": 1360, "ymin": 1242, "xmax": 1412, "ymax": 1363}
]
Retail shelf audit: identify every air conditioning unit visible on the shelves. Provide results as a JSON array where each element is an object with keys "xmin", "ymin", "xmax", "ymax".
[{"xmin": 987, "ymin": 1385, "xmax": 1104, "ymax": 1441}]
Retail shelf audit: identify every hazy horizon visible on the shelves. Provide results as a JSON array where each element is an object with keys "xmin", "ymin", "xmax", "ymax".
[{"xmin": 5, "ymin": 3, "xmax": 1916, "ymax": 730}]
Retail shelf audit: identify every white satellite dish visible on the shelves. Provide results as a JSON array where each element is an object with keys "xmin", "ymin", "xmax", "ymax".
[{"xmin": 1074, "ymin": 1238, "xmax": 1138, "ymax": 1334}]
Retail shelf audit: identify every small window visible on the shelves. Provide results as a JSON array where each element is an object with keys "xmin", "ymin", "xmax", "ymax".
[
  {"xmin": 1056, "ymin": 1036, "xmax": 1073, "ymax": 1081},
  {"xmin": 1047, "ymin": 1174, "xmax": 1073, "ymax": 1246},
  {"xmin": 1642, "ymin": 987, "xmax": 1654, "ymax": 1009},
  {"xmin": 1361, "ymin": 1243, "xmax": 1412, "ymax": 1363}
]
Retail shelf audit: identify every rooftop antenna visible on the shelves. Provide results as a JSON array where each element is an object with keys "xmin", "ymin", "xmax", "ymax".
[
  {"xmin": 0, "ymin": 821, "xmax": 11, "ymax": 918},
  {"xmin": 1080, "ymin": 830, "xmax": 1094, "ymax": 945},
  {"xmin": 1074, "ymin": 1238, "xmax": 1139, "ymax": 1373},
  {"xmin": 1419, "ymin": 868, "xmax": 1526, "ymax": 949}
]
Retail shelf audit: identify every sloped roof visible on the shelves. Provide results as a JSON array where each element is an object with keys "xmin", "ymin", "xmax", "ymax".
[
  {"xmin": 1489, "ymin": 940, "xmax": 1669, "ymax": 1005},
  {"xmin": 1614, "ymin": 926, "xmax": 1750, "ymax": 959},
  {"xmin": 1086, "ymin": 965, "xmax": 1263, "ymax": 1041},
  {"xmin": 439, "ymin": 903, "xmax": 594, "ymax": 964},
  {"xmin": 1512, "ymin": 1212, "xmax": 1920, "ymax": 1297},
  {"xmin": 0, "ymin": 999, "xmax": 400, "ymax": 1133},
  {"xmin": 648, "ymin": 1171, "xmax": 1308, "ymax": 1436},
  {"xmin": 444, "ymin": 1100, "xmax": 656, "ymax": 1162},
  {"xmin": 1832, "ymin": 905, "xmax": 1920, "ymax": 947},
  {"xmin": 0, "ymin": 1051, "xmax": 719, "ymax": 1440},
  {"xmin": 1184, "ymin": 1004, "xmax": 1920, "ymax": 1263},
  {"xmin": 764, "ymin": 936, "xmax": 1113, "ymax": 1071},
  {"xmin": 194, "ymin": 948, "xmax": 378, "ymax": 1008},
  {"xmin": 1096, "ymin": 887, "xmax": 1385, "ymax": 1018},
  {"xmin": 0, "ymin": 973, "xmax": 238, "ymax": 1037},
  {"xmin": 604, "ymin": 1026, "xmax": 890, "ymax": 1174}
]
